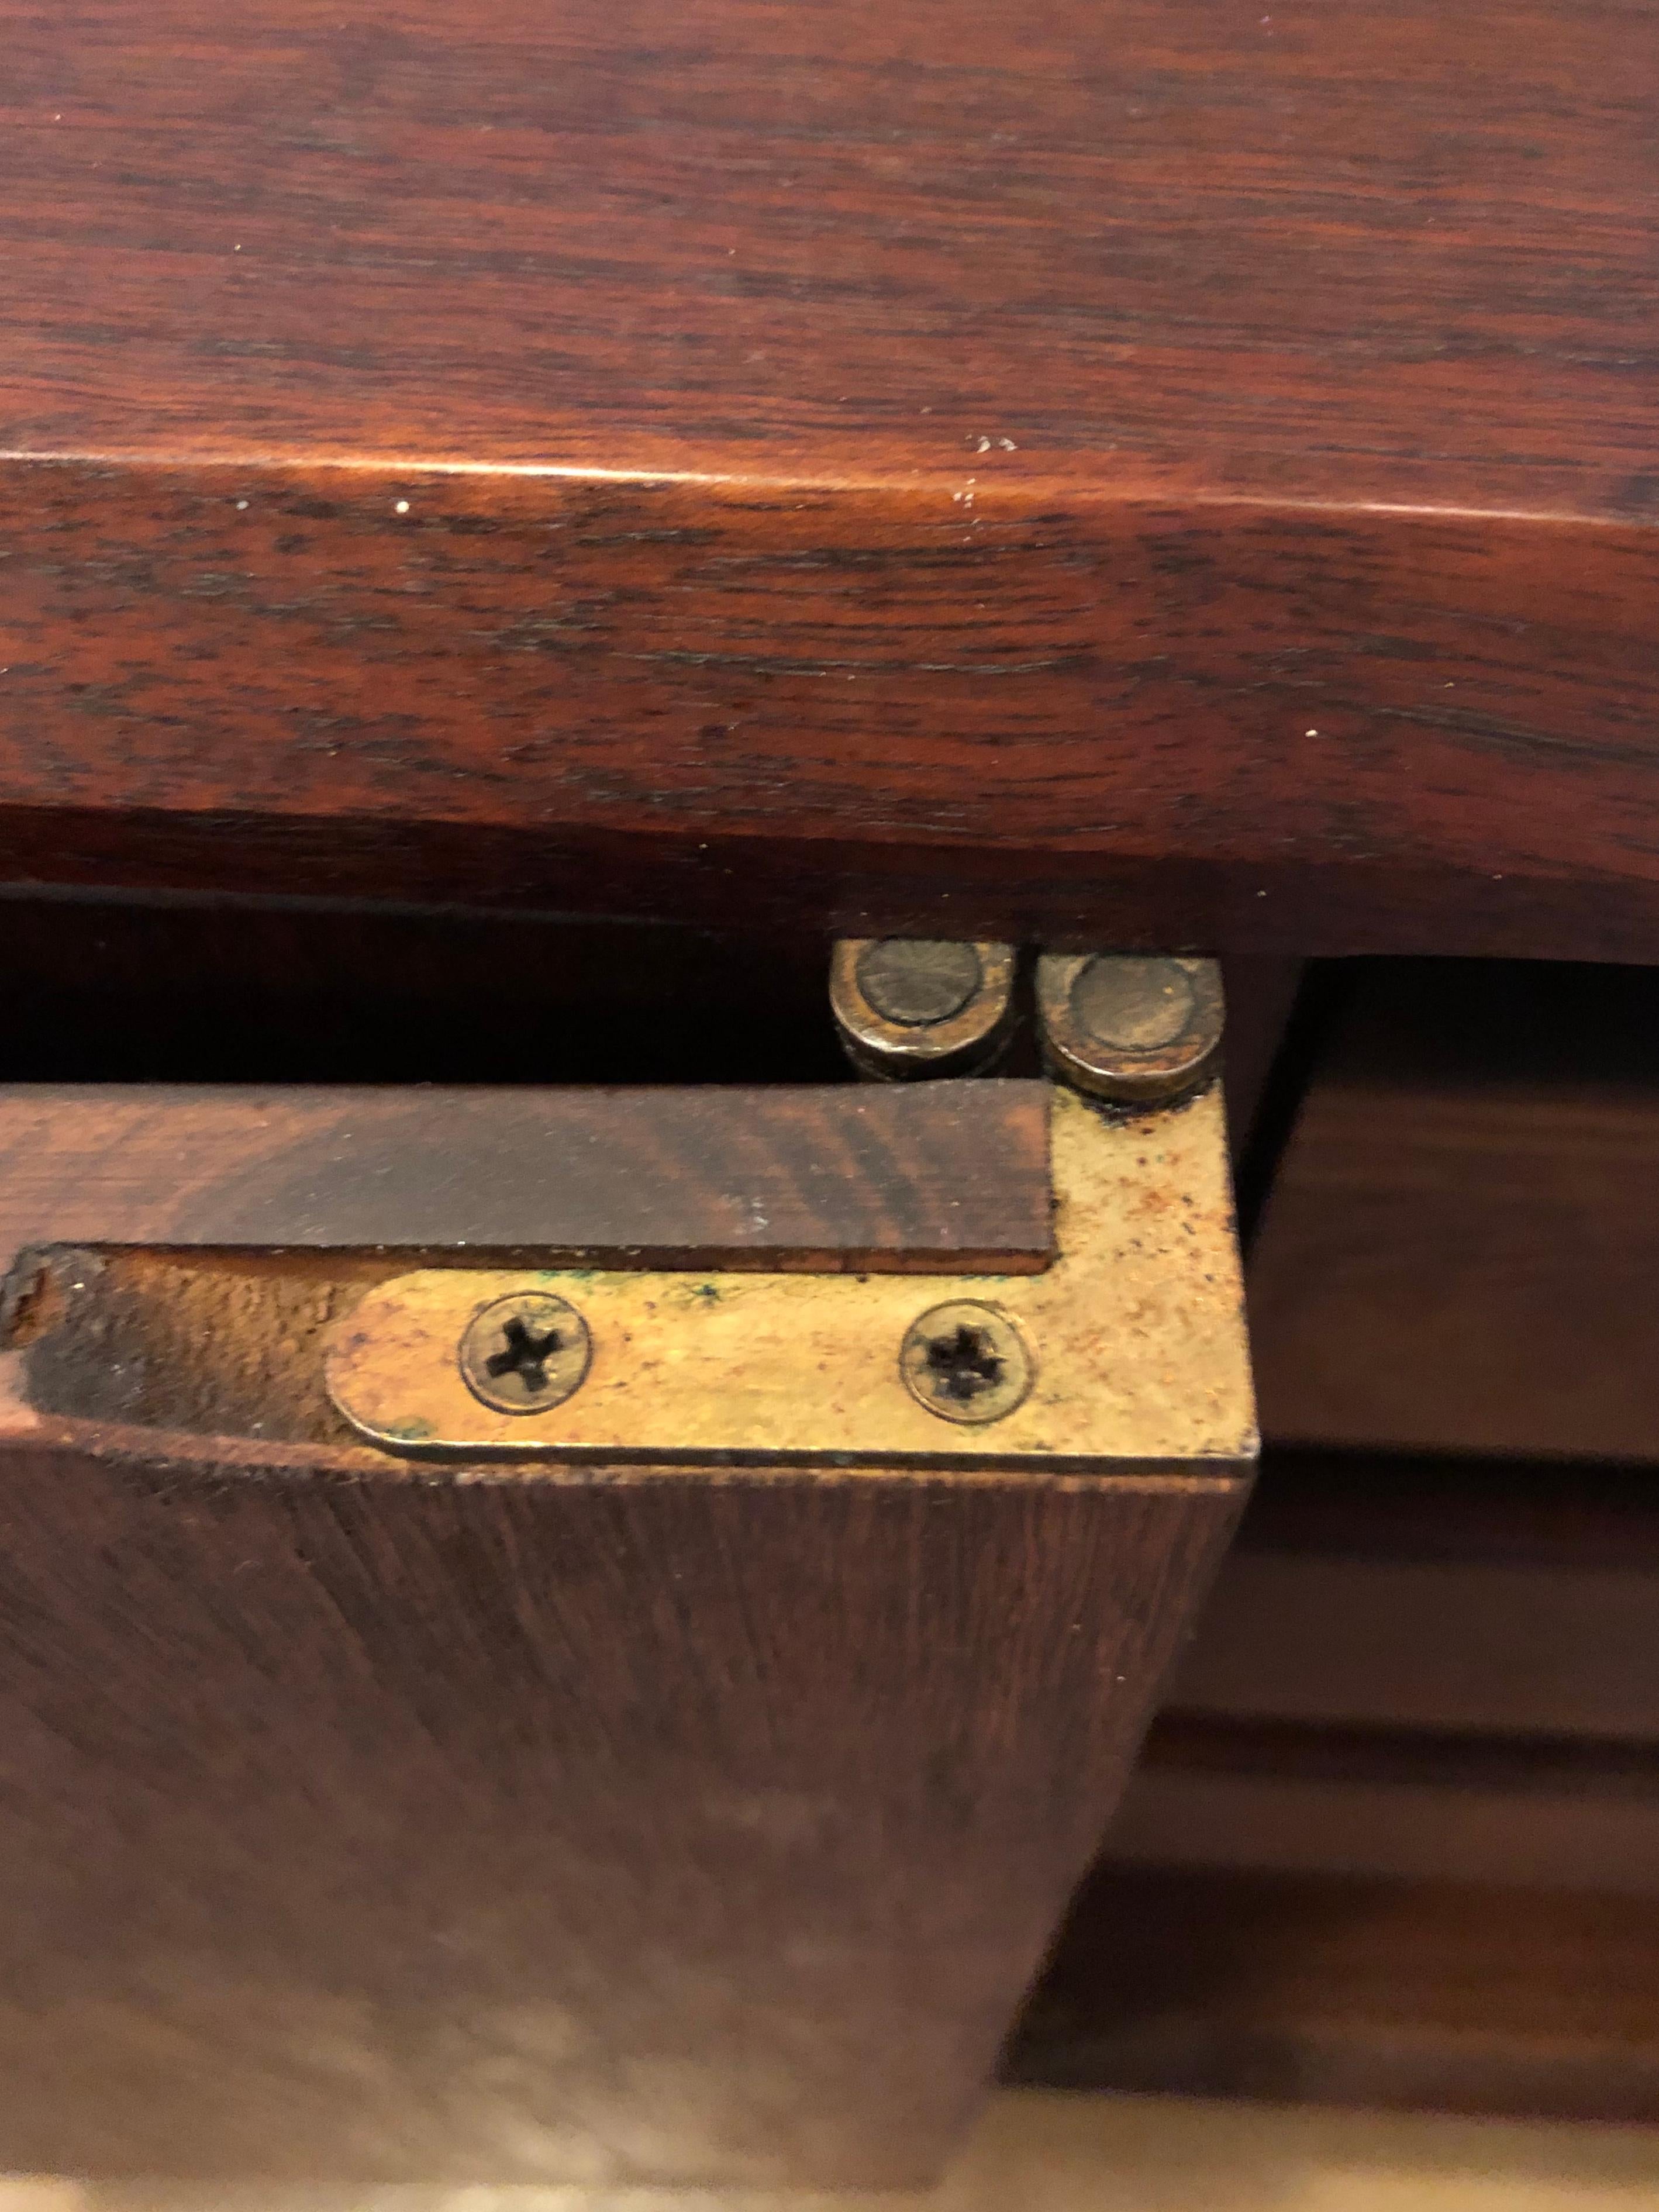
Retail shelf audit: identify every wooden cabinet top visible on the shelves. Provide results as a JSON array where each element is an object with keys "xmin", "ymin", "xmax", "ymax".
[{"xmin": 2, "ymin": 0, "xmax": 1655, "ymax": 952}]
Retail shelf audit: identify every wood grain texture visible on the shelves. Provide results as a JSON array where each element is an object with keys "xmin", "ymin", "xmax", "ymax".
[
  {"xmin": 1154, "ymin": 1447, "xmax": 1659, "ymax": 1746},
  {"xmin": 1013, "ymin": 1865, "xmax": 1659, "ymax": 2125},
  {"xmin": 1248, "ymin": 963, "xmax": 1659, "ymax": 1461},
  {"xmin": 1096, "ymin": 1439, "xmax": 1659, "ymax": 1893},
  {"xmin": 1105, "ymin": 1718, "xmax": 1659, "ymax": 1899},
  {"xmin": 1167, "ymin": 1538, "xmax": 1659, "ymax": 1745},
  {"xmin": 0, "ymin": 1080, "xmax": 1053, "ymax": 1303},
  {"xmin": 0, "ymin": 1416, "xmax": 1244, "ymax": 2184},
  {"xmin": 1, "ymin": 1, "xmax": 1656, "ymax": 951},
  {"xmin": 1237, "ymin": 1445, "xmax": 1659, "ymax": 1573}
]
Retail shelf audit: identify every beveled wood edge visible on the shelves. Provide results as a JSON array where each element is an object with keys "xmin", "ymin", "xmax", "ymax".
[{"xmin": 0, "ymin": 1372, "xmax": 1255, "ymax": 1492}]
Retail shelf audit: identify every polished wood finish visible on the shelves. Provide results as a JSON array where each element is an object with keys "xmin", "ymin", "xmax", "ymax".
[
  {"xmin": 2, "ymin": 2, "xmax": 1655, "ymax": 951},
  {"xmin": 1095, "ymin": 1446, "xmax": 1659, "ymax": 1897},
  {"xmin": 0, "ymin": 1079, "xmax": 1053, "ymax": 1305},
  {"xmin": 1013, "ymin": 1866, "xmax": 1659, "ymax": 2125},
  {"xmin": 0, "ymin": 1417, "xmax": 1244, "ymax": 2184},
  {"xmin": 1166, "ymin": 1460, "xmax": 1659, "ymax": 1745},
  {"xmin": 0, "ymin": 1064, "xmax": 1249, "ymax": 2183},
  {"xmin": 1110, "ymin": 1717, "xmax": 1659, "ymax": 1898},
  {"xmin": 1011, "ymin": 1445, "xmax": 1659, "ymax": 2120},
  {"xmin": 1250, "ymin": 963, "xmax": 1659, "ymax": 1461}
]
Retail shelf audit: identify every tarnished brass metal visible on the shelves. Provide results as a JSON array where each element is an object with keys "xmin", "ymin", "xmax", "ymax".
[
  {"xmin": 459, "ymin": 1289, "xmax": 592, "ymax": 1414},
  {"xmin": 899, "ymin": 1300, "xmax": 1033, "ymax": 1426},
  {"xmin": 830, "ymin": 938, "xmax": 1017, "ymax": 1079},
  {"xmin": 323, "ymin": 1086, "xmax": 1254, "ymax": 1470},
  {"xmin": 1037, "ymin": 954, "xmax": 1224, "ymax": 1105}
]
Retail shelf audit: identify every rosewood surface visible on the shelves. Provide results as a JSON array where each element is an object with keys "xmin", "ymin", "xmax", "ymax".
[
  {"xmin": 0, "ymin": 1063, "xmax": 1251, "ymax": 2182},
  {"xmin": 1, "ymin": 0, "xmax": 1654, "ymax": 951},
  {"xmin": 0, "ymin": 1079, "xmax": 1053, "ymax": 1300},
  {"xmin": 1249, "ymin": 962, "xmax": 1659, "ymax": 1461},
  {"xmin": 0, "ymin": 1427, "xmax": 1244, "ymax": 2183}
]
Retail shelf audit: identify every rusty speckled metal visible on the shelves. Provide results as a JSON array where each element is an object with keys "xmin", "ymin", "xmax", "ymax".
[{"xmin": 323, "ymin": 1086, "xmax": 1255, "ymax": 1471}]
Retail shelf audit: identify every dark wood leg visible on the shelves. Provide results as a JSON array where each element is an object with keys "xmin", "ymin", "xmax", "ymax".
[
  {"xmin": 0, "ymin": 1076, "xmax": 1252, "ymax": 2186},
  {"xmin": 0, "ymin": 1432, "xmax": 1245, "ymax": 2186}
]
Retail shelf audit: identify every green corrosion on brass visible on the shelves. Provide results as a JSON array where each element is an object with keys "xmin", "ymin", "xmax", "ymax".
[{"xmin": 321, "ymin": 1086, "xmax": 1257, "ymax": 1471}]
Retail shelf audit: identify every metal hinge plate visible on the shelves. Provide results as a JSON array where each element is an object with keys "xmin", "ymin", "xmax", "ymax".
[{"xmin": 323, "ymin": 1085, "xmax": 1254, "ymax": 1469}]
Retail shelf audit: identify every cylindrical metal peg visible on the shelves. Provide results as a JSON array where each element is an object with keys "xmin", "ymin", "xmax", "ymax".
[
  {"xmin": 830, "ymin": 938, "xmax": 1017, "ymax": 1079},
  {"xmin": 1036, "ymin": 953, "xmax": 1223, "ymax": 1105}
]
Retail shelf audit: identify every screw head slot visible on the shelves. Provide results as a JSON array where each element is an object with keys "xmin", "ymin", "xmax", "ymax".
[
  {"xmin": 458, "ymin": 1290, "xmax": 592, "ymax": 1415},
  {"xmin": 899, "ymin": 1299, "xmax": 1033, "ymax": 1426}
]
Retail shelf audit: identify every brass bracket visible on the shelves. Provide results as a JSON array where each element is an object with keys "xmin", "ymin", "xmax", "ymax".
[{"xmin": 323, "ymin": 1085, "xmax": 1255, "ymax": 1469}]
